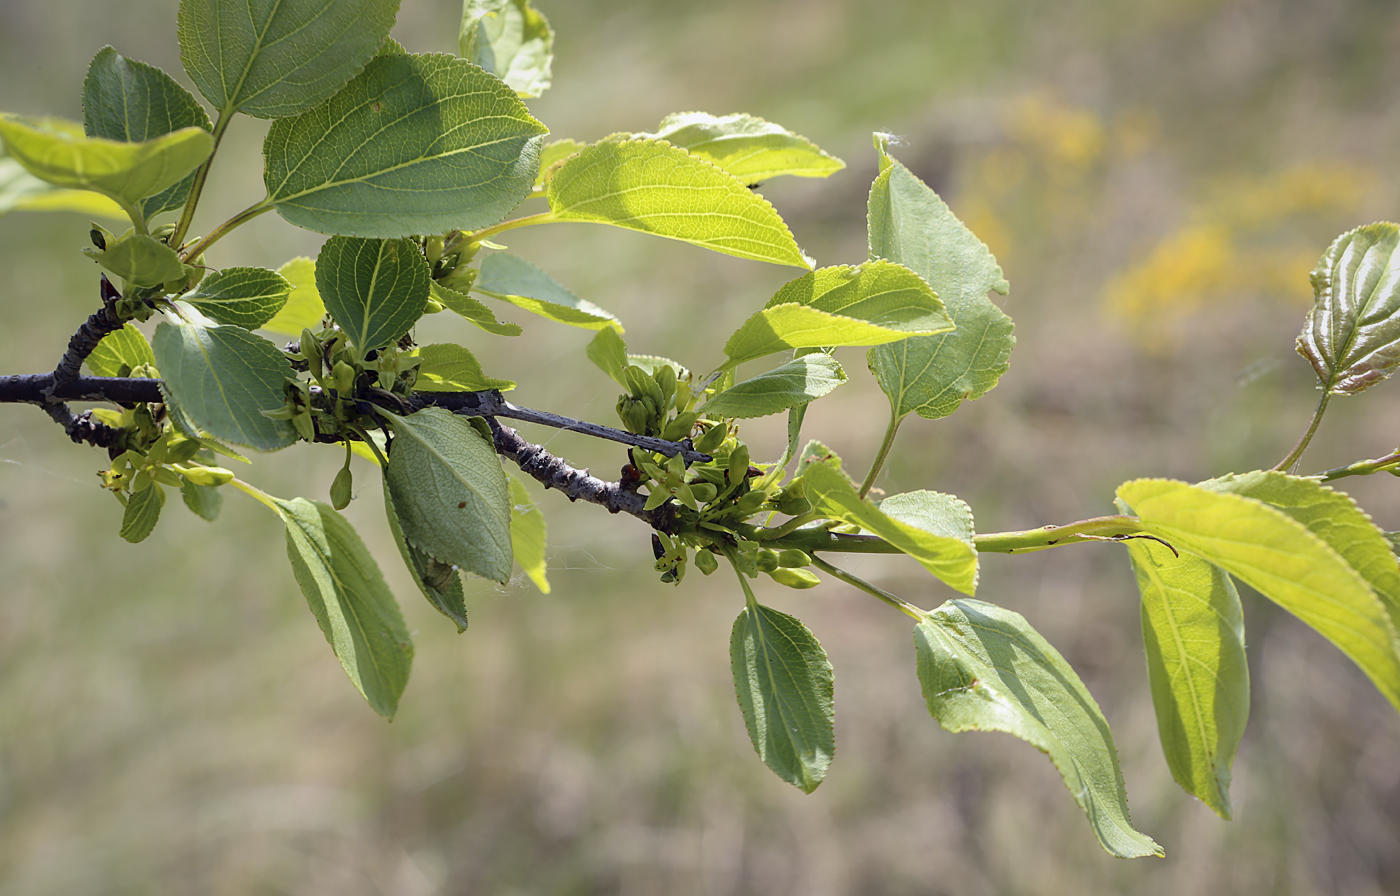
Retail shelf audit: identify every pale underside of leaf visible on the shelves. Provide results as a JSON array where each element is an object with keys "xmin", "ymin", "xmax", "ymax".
[
  {"xmin": 649, "ymin": 111, "xmax": 845, "ymax": 182},
  {"xmin": 702, "ymin": 353, "xmax": 846, "ymax": 419},
  {"xmin": 1297, "ymin": 222, "xmax": 1400, "ymax": 395}
]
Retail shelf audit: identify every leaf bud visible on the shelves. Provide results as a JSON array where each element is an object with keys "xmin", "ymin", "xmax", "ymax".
[
  {"xmin": 332, "ymin": 360, "xmax": 357, "ymax": 396},
  {"xmin": 735, "ymin": 489, "xmax": 768, "ymax": 515},
  {"xmin": 661, "ymin": 411, "xmax": 699, "ymax": 442},
  {"xmin": 152, "ymin": 466, "xmax": 183, "ymax": 488},
  {"xmin": 768, "ymin": 568, "xmax": 821, "ymax": 589},
  {"xmin": 165, "ymin": 436, "xmax": 201, "ymax": 465},
  {"xmin": 330, "ymin": 465, "xmax": 353, "ymax": 510},
  {"xmin": 179, "ymin": 465, "xmax": 234, "ymax": 487},
  {"xmin": 692, "ymin": 421, "xmax": 727, "ymax": 455},
  {"xmin": 292, "ymin": 410, "xmax": 317, "ymax": 443},
  {"xmin": 689, "ymin": 481, "xmax": 718, "ymax": 504},
  {"xmin": 755, "ymin": 550, "xmax": 780, "ymax": 573},
  {"xmin": 776, "ymin": 549, "xmax": 812, "ymax": 568},
  {"xmin": 694, "ymin": 549, "xmax": 719, "ymax": 575},
  {"xmin": 300, "ymin": 328, "xmax": 324, "ymax": 381}
]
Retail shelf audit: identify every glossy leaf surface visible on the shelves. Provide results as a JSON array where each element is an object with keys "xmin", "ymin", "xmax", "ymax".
[
  {"xmin": 723, "ymin": 261, "xmax": 951, "ymax": 366},
  {"xmin": 878, "ymin": 489, "xmax": 975, "ymax": 543},
  {"xmin": 315, "ymin": 236, "xmax": 429, "ymax": 350},
  {"xmin": 430, "ymin": 282, "xmax": 522, "ymax": 336},
  {"xmin": 182, "ymin": 267, "xmax": 292, "ymax": 329},
  {"xmin": 384, "ymin": 408, "xmax": 513, "ymax": 583},
  {"xmin": 546, "ymin": 138, "xmax": 810, "ymax": 268},
  {"xmin": 152, "ymin": 319, "xmax": 297, "ymax": 451},
  {"xmin": 88, "ymin": 322, "xmax": 156, "ymax": 377},
  {"xmin": 272, "ymin": 496, "xmax": 412, "ymax": 717},
  {"xmin": 178, "ymin": 0, "xmax": 397, "ymax": 118},
  {"xmin": 413, "ymin": 343, "xmax": 515, "ymax": 391},
  {"xmin": 1120, "ymin": 478, "xmax": 1400, "ymax": 711},
  {"xmin": 702, "ymin": 353, "xmax": 846, "ymax": 419},
  {"xmin": 82, "ymin": 47, "xmax": 213, "ymax": 217},
  {"xmin": 804, "ymin": 462, "xmax": 978, "ymax": 594},
  {"xmin": 916, "ymin": 599, "xmax": 1163, "ymax": 858},
  {"xmin": 1297, "ymin": 222, "xmax": 1400, "ymax": 395},
  {"xmin": 1116, "ymin": 496, "xmax": 1248, "ymax": 820},
  {"xmin": 866, "ymin": 134, "xmax": 1013, "ymax": 421},
  {"xmin": 474, "ymin": 252, "xmax": 620, "ymax": 330},
  {"xmin": 264, "ymin": 53, "xmax": 546, "ymax": 237},
  {"xmin": 459, "ymin": 0, "xmax": 553, "ymax": 97},
  {"xmin": 650, "ymin": 112, "xmax": 844, "ymax": 183},
  {"xmin": 730, "ymin": 600, "xmax": 834, "ymax": 793}
]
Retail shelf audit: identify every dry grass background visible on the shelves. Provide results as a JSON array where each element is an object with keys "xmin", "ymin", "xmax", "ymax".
[{"xmin": 3, "ymin": 0, "xmax": 1400, "ymax": 893}]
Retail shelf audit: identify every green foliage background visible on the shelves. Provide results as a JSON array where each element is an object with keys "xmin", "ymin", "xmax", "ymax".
[{"xmin": 3, "ymin": 0, "xmax": 1400, "ymax": 892}]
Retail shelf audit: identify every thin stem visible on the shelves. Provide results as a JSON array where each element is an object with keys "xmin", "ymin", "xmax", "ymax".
[
  {"xmin": 179, "ymin": 200, "xmax": 274, "ymax": 263},
  {"xmin": 810, "ymin": 556, "xmax": 926, "ymax": 621},
  {"xmin": 467, "ymin": 211, "xmax": 556, "ymax": 244},
  {"xmin": 1316, "ymin": 451, "xmax": 1400, "ymax": 482},
  {"xmin": 858, "ymin": 410, "xmax": 902, "ymax": 499},
  {"xmin": 1274, "ymin": 389, "xmax": 1332, "ymax": 472},
  {"xmin": 970, "ymin": 515, "xmax": 1146, "ymax": 553},
  {"xmin": 117, "ymin": 197, "xmax": 149, "ymax": 236},
  {"xmin": 170, "ymin": 111, "xmax": 233, "ymax": 251},
  {"xmin": 727, "ymin": 550, "xmax": 760, "ymax": 611},
  {"xmin": 229, "ymin": 476, "xmax": 281, "ymax": 514},
  {"xmin": 754, "ymin": 511, "xmax": 819, "ymax": 541}
]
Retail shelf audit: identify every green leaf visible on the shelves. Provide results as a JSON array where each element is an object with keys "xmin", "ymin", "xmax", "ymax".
[
  {"xmin": 804, "ymin": 462, "xmax": 978, "ymax": 595},
  {"xmin": 88, "ymin": 322, "xmax": 155, "ymax": 377},
  {"xmin": 878, "ymin": 489, "xmax": 975, "ymax": 543},
  {"xmin": 383, "ymin": 474, "xmax": 468, "ymax": 632},
  {"xmin": 866, "ymin": 134, "xmax": 1013, "ymax": 422},
  {"xmin": 413, "ymin": 343, "xmax": 515, "ymax": 391},
  {"xmin": 262, "ymin": 257, "xmax": 327, "ymax": 335},
  {"xmin": 384, "ymin": 408, "xmax": 513, "ymax": 583},
  {"xmin": 534, "ymin": 138, "xmax": 585, "ymax": 187},
  {"xmin": 702, "ymin": 353, "xmax": 846, "ymax": 419},
  {"xmin": 0, "ymin": 151, "xmax": 127, "ymax": 219},
  {"xmin": 1297, "ymin": 223, "xmax": 1400, "ymax": 395},
  {"xmin": 723, "ymin": 260, "xmax": 952, "ymax": 366},
  {"xmin": 0, "ymin": 114, "xmax": 213, "ymax": 213},
  {"xmin": 82, "ymin": 233, "xmax": 186, "ymax": 287},
  {"xmin": 177, "ymin": 0, "xmax": 398, "ymax": 118},
  {"xmin": 509, "ymin": 475, "xmax": 549, "ymax": 593},
  {"xmin": 430, "ymin": 282, "xmax": 523, "ymax": 336},
  {"xmin": 730, "ymin": 600, "xmax": 834, "ymax": 793},
  {"xmin": 474, "ymin": 252, "xmax": 621, "ymax": 331},
  {"xmin": 586, "ymin": 326, "xmax": 629, "ymax": 387},
  {"xmin": 1119, "ymin": 478, "xmax": 1400, "ymax": 711},
  {"xmin": 315, "ymin": 236, "xmax": 430, "ymax": 351},
  {"xmin": 650, "ymin": 112, "xmax": 844, "ymax": 183},
  {"xmin": 545, "ymin": 137, "xmax": 811, "ymax": 268},
  {"xmin": 181, "ymin": 267, "xmax": 292, "ymax": 329},
  {"xmin": 459, "ymin": 0, "xmax": 554, "ymax": 98},
  {"xmin": 270, "ymin": 496, "xmax": 413, "ymax": 717},
  {"xmin": 916, "ymin": 599, "xmax": 1163, "ymax": 858},
  {"xmin": 120, "ymin": 483, "xmax": 165, "ymax": 543},
  {"xmin": 1114, "ymin": 498, "xmax": 1248, "ymax": 821},
  {"xmin": 180, "ymin": 477, "xmax": 222, "ymax": 521},
  {"xmin": 1201, "ymin": 470, "xmax": 1400, "ymax": 636},
  {"xmin": 264, "ymin": 53, "xmax": 547, "ymax": 237},
  {"xmin": 82, "ymin": 47, "xmax": 213, "ymax": 218},
  {"xmin": 152, "ymin": 318, "xmax": 298, "ymax": 451}
]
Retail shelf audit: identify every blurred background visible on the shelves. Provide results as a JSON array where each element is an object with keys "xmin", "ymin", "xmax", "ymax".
[{"xmin": 4, "ymin": 0, "xmax": 1400, "ymax": 892}]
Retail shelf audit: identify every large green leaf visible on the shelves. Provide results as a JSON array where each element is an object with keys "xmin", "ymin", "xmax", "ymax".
[
  {"xmin": 181, "ymin": 267, "xmax": 292, "ymax": 329},
  {"xmin": 650, "ymin": 112, "xmax": 844, "ymax": 183},
  {"xmin": 430, "ymin": 282, "xmax": 523, "ymax": 336},
  {"xmin": 459, "ymin": 0, "xmax": 553, "ymax": 98},
  {"xmin": 1119, "ymin": 478, "xmax": 1400, "ymax": 711},
  {"xmin": 804, "ymin": 462, "xmax": 978, "ymax": 595},
  {"xmin": 82, "ymin": 47, "xmax": 213, "ymax": 218},
  {"xmin": 473, "ymin": 252, "xmax": 620, "ymax": 331},
  {"xmin": 262, "ymin": 257, "xmax": 327, "ymax": 336},
  {"xmin": 315, "ymin": 236, "xmax": 430, "ymax": 351},
  {"xmin": 178, "ymin": 0, "xmax": 398, "ymax": 119},
  {"xmin": 866, "ymin": 134, "xmax": 1013, "ymax": 421},
  {"xmin": 264, "ymin": 52, "xmax": 547, "ymax": 237},
  {"xmin": 702, "ymin": 353, "xmax": 846, "ymax": 419},
  {"xmin": 0, "ymin": 151, "xmax": 126, "ymax": 219},
  {"xmin": 1201, "ymin": 470, "xmax": 1400, "ymax": 634},
  {"xmin": 152, "ymin": 318, "xmax": 297, "ymax": 451},
  {"xmin": 916, "ymin": 599, "xmax": 1163, "ymax": 858},
  {"xmin": 509, "ymin": 475, "xmax": 549, "ymax": 593},
  {"xmin": 0, "ymin": 115, "xmax": 213, "ymax": 213},
  {"xmin": 271, "ymin": 496, "xmax": 413, "ymax": 717},
  {"xmin": 81, "ymin": 232, "xmax": 186, "ymax": 287},
  {"xmin": 545, "ymin": 137, "xmax": 811, "ymax": 268},
  {"xmin": 88, "ymin": 322, "xmax": 156, "ymax": 377},
  {"xmin": 384, "ymin": 408, "xmax": 513, "ymax": 583},
  {"xmin": 730, "ymin": 599, "xmax": 834, "ymax": 793},
  {"xmin": 120, "ymin": 483, "xmax": 165, "ymax": 543},
  {"xmin": 1115, "ymin": 497, "xmax": 1248, "ymax": 821},
  {"xmin": 383, "ymin": 475, "xmax": 468, "ymax": 632},
  {"xmin": 413, "ymin": 343, "xmax": 515, "ymax": 391},
  {"xmin": 878, "ymin": 489, "xmax": 975, "ymax": 543},
  {"xmin": 1297, "ymin": 223, "xmax": 1400, "ymax": 395},
  {"xmin": 723, "ymin": 260, "xmax": 951, "ymax": 366}
]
